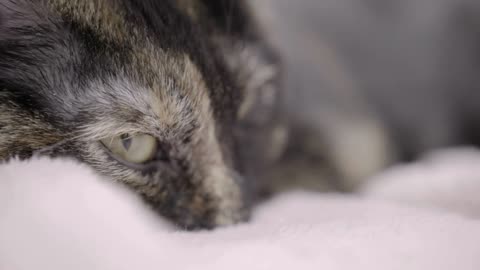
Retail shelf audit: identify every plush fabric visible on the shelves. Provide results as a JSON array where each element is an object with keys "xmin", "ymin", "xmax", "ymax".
[{"xmin": 1, "ymin": 149, "xmax": 480, "ymax": 269}]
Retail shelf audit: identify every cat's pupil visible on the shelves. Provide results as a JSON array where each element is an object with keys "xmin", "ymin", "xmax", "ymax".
[{"xmin": 120, "ymin": 134, "xmax": 132, "ymax": 151}]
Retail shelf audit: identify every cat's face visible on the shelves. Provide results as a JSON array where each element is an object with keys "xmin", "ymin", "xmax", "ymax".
[{"xmin": 0, "ymin": 0, "xmax": 284, "ymax": 229}]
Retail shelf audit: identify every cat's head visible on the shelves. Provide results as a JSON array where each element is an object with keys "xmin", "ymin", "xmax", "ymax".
[{"xmin": 0, "ymin": 0, "xmax": 285, "ymax": 229}]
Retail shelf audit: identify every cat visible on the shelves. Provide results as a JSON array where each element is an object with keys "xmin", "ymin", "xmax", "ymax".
[
  {"xmin": 4, "ymin": 0, "xmax": 480, "ymax": 230},
  {"xmin": 0, "ymin": 0, "xmax": 286, "ymax": 230}
]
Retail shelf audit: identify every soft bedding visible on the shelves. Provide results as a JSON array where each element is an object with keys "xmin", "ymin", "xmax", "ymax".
[{"xmin": 1, "ymin": 149, "xmax": 480, "ymax": 269}]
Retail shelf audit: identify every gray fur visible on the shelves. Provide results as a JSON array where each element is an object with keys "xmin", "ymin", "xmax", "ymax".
[{"xmin": 0, "ymin": 0, "xmax": 283, "ymax": 229}]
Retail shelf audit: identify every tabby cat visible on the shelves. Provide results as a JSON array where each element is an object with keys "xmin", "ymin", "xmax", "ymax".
[
  {"xmin": 4, "ymin": 0, "xmax": 480, "ymax": 230},
  {"xmin": 0, "ymin": 0, "xmax": 285, "ymax": 229}
]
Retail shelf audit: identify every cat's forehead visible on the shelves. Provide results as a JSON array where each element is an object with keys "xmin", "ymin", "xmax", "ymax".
[
  {"xmin": 79, "ymin": 56, "xmax": 212, "ymax": 141},
  {"xmin": 46, "ymin": 0, "xmax": 130, "ymax": 42},
  {"xmin": 46, "ymin": 0, "xmax": 203, "ymax": 52},
  {"xmin": 42, "ymin": 0, "xmax": 215, "ymax": 123},
  {"xmin": 0, "ymin": 0, "xmax": 240, "ymax": 141},
  {"xmin": 45, "ymin": 0, "xmax": 205, "ymax": 77}
]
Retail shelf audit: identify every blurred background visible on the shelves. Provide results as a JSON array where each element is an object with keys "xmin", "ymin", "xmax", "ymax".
[{"xmin": 251, "ymin": 0, "xmax": 480, "ymax": 192}]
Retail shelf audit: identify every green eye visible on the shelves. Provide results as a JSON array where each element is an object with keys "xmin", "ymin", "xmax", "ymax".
[{"xmin": 101, "ymin": 133, "xmax": 158, "ymax": 164}]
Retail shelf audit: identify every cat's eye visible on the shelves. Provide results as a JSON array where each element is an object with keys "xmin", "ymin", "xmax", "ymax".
[{"xmin": 101, "ymin": 133, "xmax": 158, "ymax": 164}]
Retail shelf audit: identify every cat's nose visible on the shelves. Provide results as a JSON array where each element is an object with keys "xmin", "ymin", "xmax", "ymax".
[{"xmin": 175, "ymin": 173, "xmax": 250, "ymax": 230}]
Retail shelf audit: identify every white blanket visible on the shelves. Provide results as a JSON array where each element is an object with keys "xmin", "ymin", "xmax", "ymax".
[{"xmin": 1, "ymin": 149, "xmax": 480, "ymax": 270}]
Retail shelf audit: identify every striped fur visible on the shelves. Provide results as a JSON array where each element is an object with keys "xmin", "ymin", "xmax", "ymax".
[{"xmin": 0, "ymin": 0, "xmax": 283, "ymax": 229}]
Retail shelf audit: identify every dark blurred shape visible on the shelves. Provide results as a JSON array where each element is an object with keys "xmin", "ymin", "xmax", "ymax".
[{"xmin": 252, "ymin": 0, "xmax": 480, "ymax": 191}]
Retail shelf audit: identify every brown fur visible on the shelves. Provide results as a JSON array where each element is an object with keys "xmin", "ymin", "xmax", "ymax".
[{"xmin": 0, "ymin": 0, "xmax": 282, "ymax": 229}]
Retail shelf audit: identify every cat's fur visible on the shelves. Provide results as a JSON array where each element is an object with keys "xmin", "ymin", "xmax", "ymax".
[
  {"xmin": 0, "ymin": 0, "xmax": 284, "ymax": 229},
  {"xmin": 5, "ymin": 0, "xmax": 480, "ymax": 230}
]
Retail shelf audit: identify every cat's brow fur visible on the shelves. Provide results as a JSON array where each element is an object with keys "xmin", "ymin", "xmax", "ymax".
[{"xmin": 0, "ymin": 0, "xmax": 283, "ymax": 229}]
